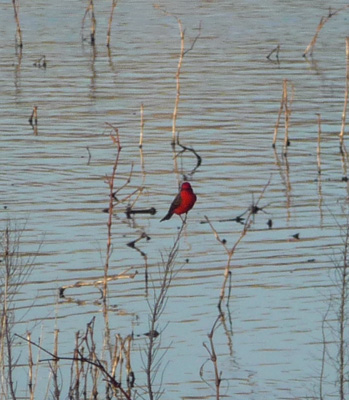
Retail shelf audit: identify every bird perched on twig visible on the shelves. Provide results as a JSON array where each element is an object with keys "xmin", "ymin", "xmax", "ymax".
[{"xmin": 160, "ymin": 182, "xmax": 197, "ymax": 222}]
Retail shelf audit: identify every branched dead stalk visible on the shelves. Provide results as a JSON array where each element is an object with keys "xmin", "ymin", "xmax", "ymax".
[
  {"xmin": 205, "ymin": 178, "xmax": 270, "ymax": 313},
  {"xmin": 144, "ymin": 217, "xmax": 187, "ymax": 400}
]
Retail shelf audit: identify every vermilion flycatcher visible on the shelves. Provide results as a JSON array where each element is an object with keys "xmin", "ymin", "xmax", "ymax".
[{"xmin": 160, "ymin": 182, "xmax": 197, "ymax": 222}]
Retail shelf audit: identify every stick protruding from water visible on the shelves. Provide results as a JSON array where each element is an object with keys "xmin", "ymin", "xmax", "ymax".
[{"xmin": 340, "ymin": 37, "xmax": 349, "ymax": 149}]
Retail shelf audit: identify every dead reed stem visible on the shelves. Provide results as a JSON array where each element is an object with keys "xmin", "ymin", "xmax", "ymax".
[
  {"xmin": 1, "ymin": 223, "xmax": 38, "ymax": 399},
  {"xmin": 155, "ymin": 7, "xmax": 201, "ymax": 145},
  {"xmin": 338, "ymin": 227, "xmax": 349, "ymax": 400},
  {"xmin": 16, "ymin": 320, "xmax": 133, "ymax": 400},
  {"xmin": 272, "ymin": 81, "xmax": 286, "ymax": 148},
  {"xmin": 27, "ymin": 332, "xmax": 34, "ymax": 400},
  {"xmin": 340, "ymin": 145, "xmax": 348, "ymax": 182},
  {"xmin": 340, "ymin": 37, "xmax": 349, "ymax": 149},
  {"xmin": 106, "ymin": 0, "xmax": 118, "ymax": 47},
  {"xmin": 103, "ymin": 125, "xmax": 122, "ymax": 303},
  {"xmin": 29, "ymin": 106, "xmax": 38, "ymax": 126},
  {"xmin": 273, "ymin": 79, "xmax": 293, "ymax": 153},
  {"xmin": 12, "ymin": 0, "xmax": 23, "ymax": 48},
  {"xmin": 172, "ymin": 18, "xmax": 185, "ymax": 146},
  {"xmin": 303, "ymin": 16, "xmax": 326, "ymax": 57},
  {"xmin": 71, "ymin": 331, "xmax": 80, "ymax": 398},
  {"xmin": 125, "ymin": 336, "xmax": 134, "ymax": 392},
  {"xmin": 283, "ymin": 80, "xmax": 289, "ymax": 155},
  {"xmin": 82, "ymin": 0, "xmax": 96, "ymax": 45},
  {"xmin": 317, "ymin": 113, "xmax": 322, "ymax": 174},
  {"xmin": 303, "ymin": 7, "xmax": 349, "ymax": 57},
  {"xmin": 52, "ymin": 329, "xmax": 60, "ymax": 399}
]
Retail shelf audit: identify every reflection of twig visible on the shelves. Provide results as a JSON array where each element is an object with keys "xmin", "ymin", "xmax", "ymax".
[
  {"xmin": 266, "ymin": 44, "xmax": 280, "ymax": 61},
  {"xmin": 202, "ymin": 315, "xmax": 222, "ymax": 400},
  {"xmin": 316, "ymin": 114, "xmax": 322, "ymax": 174},
  {"xmin": 125, "ymin": 207, "xmax": 156, "ymax": 218},
  {"xmin": 58, "ymin": 267, "xmax": 137, "ymax": 298},
  {"xmin": 33, "ymin": 55, "xmax": 46, "ymax": 68},
  {"xmin": 139, "ymin": 103, "xmax": 144, "ymax": 148},
  {"xmin": 127, "ymin": 232, "xmax": 150, "ymax": 255},
  {"xmin": 127, "ymin": 232, "xmax": 150, "ymax": 294},
  {"xmin": 175, "ymin": 141, "xmax": 202, "ymax": 178},
  {"xmin": 86, "ymin": 146, "xmax": 92, "ymax": 165}
]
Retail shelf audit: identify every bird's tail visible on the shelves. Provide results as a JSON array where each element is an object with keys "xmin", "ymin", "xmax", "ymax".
[{"xmin": 160, "ymin": 212, "xmax": 172, "ymax": 222}]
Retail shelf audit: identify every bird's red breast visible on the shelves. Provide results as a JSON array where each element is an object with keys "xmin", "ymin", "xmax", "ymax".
[
  {"xmin": 160, "ymin": 182, "xmax": 197, "ymax": 222},
  {"xmin": 172, "ymin": 183, "xmax": 197, "ymax": 215}
]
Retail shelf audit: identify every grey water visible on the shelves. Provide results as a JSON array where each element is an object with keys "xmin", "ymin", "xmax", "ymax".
[{"xmin": 2, "ymin": 0, "xmax": 349, "ymax": 399}]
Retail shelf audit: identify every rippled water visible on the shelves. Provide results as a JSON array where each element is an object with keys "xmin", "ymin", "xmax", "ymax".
[{"xmin": 2, "ymin": 0, "xmax": 349, "ymax": 399}]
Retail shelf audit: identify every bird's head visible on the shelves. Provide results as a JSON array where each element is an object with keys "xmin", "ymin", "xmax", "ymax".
[{"xmin": 181, "ymin": 182, "xmax": 192, "ymax": 190}]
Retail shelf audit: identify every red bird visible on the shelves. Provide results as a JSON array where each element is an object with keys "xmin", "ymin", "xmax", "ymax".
[{"xmin": 160, "ymin": 182, "xmax": 197, "ymax": 222}]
